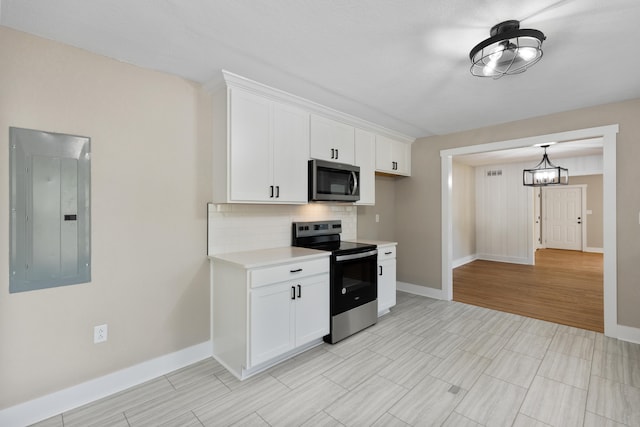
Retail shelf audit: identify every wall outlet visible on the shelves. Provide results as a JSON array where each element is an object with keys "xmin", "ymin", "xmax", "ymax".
[
  {"xmin": 94, "ymin": 324, "xmax": 108, "ymax": 344},
  {"xmin": 375, "ymin": 214, "xmax": 380, "ymax": 223}
]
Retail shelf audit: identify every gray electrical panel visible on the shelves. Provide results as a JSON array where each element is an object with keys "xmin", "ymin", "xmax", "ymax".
[{"xmin": 9, "ymin": 127, "xmax": 91, "ymax": 293}]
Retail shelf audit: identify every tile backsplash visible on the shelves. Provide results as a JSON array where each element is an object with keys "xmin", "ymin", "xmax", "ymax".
[{"xmin": 207, "ymin": 203, "xmax": 357, "ymax": 255}]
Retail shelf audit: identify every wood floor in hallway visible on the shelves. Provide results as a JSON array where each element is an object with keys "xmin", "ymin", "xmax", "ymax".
[{"xmin": 453, "ymin": 249, "xmax": 604, "ymax": 332}]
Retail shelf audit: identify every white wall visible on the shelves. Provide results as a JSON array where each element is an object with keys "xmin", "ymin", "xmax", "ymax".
[
  {"xmin": 452, "ymin": 161, "xmax": 476, "ymax": 266},
  {"xmin": 207, "ymin": 204, "xmax": 357, "ymax": 255},
  {"xmin": 475, "ymin": 161, "xmax": 534, "ymax": 265}
]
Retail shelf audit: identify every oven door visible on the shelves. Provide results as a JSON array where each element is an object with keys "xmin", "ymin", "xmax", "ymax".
[{"xmin": 332, "ymin": 249, "xmax": 377, "ymax": 315}]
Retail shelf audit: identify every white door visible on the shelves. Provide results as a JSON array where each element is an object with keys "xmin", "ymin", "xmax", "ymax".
[
  {"xmin": 355, "ymin": 128, "xmax": 376, "ymax": 205},
  {"xmin": 272, "ymin": 101, "xmax": 309, "ymax": 203},
  {"xmin": 249, "ymin": 283, "xmax": 295, "ymax": 367},
  {"xmin": 310, "ymin": 115, "xmax": 355, "ymax": 164},
  {"xmin": 378, "ymin": 258, "xmax": 397, "ymax": 313},
  {"xmin": 229, "ymin": 88, "xmax": 273, "ymax": 202},
  {"xmin": 391, "ymin": 139, "xmax": 410, "ymax": 175},
  {"xmin": 294, "ymin": 274, "xmax": 330, "ymax": 346},
  {"xmin": 544, "ymin": 186, "xmax": 583, "ymax": 251}
]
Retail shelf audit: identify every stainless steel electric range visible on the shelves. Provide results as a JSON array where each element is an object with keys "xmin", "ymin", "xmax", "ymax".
[{"xmin": 292, "ymin": 220, "xmax": 378, "ymax": 343}]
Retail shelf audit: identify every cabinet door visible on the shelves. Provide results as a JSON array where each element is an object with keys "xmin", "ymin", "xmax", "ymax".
[
  {"xmin": 355, "ymin": 128, "xmax": 376, "ymax": 205},
  {"xmin": 378, "ymin": 258, "xmax": 397, "ymax": 314},
  {"xmin": 391, "ymin": 140, "xmax": 411, "ymax": 176},
  {"xmin": 294, "ymin": 274, "xmax": 330, "ymax": 346},
  {"xmin": 375, "ymin": 135, "xmax": 394, "ymax": 173},
  {"xmin": 249, "ymin": 282, "xmax": 295, "ymax": 367},
  {"xmin": 375, "ymin": 135, "xmax": 411, "ymax": 176},
  {"xmin": 229, "ymin": 89, "xmax": 273, "ymax": 201},
  {"xmin": 310, "ymin": 115, "xmax": 355, "ymax": 164},
  {"xmin": 272, "ymin": 102, "xmax": 310, "ymax": 203}
]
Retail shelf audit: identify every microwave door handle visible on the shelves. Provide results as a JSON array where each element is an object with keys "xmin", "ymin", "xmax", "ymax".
[{"xmin": 350, "ymin": 171, "xmax": 358, "ymax": 196}]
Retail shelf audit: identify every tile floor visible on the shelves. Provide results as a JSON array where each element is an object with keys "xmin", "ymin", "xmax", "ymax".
[{"xmin": 33, "ymin": 292, "xmax": 640, "ymax": 427}]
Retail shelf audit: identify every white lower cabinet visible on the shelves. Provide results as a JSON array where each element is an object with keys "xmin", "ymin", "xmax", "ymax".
[
  {"xmin": 249, "ymin": 282, "xmax": 295, "ymax": 367},
  {"xmin": 212, "ymin": 251, "xmax": 330, "ymax": 380},
  {"xmin": 377, "ymin": 244, "xmax": 397, "ymax": 315},
  {"xmin": 249, "ymin": 274, "xmax": 329, "ymax": 367}
]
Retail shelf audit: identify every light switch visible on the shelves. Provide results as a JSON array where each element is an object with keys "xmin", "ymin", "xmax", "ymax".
[{"xmin": 375, "ymin": 214, "xmax": 380, "ymax": 223}]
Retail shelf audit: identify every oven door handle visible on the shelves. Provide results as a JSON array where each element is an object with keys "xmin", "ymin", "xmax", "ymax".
[{"xmin": 335, "ymin": 249, "xmax": 377, "ymax": 262}]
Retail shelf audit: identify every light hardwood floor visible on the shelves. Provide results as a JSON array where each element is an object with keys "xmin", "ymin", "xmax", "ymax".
[{"xmin": 453, "ymin": 249, "xmax": 604, "ymax": 332}]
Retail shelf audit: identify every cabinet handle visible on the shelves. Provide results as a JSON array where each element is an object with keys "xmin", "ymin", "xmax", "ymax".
[
  {"xmin": 291, "ymin": 286, "xmax": 296, "ymax": 300},
  {"xmin": 385, "ymin": 251, "xmax": 392, "ymax": 255},
  {"xmin": 379, "ymin": 265, "xmax": 383, "ymax": 276},
  {"xmin": 270, "ymin": 185, "xmax": 274, "ymax": 198},
  {"xmin": 331, "ymin": 148, "xmax": 335, "ymax": 159},
  {"xmin": 290, "ymin": 268, "xmax": 303, "ymax": 273},
  {"xmin": 276, "ymin": 185, "xmax": 280, "ymax": 198},
  {"xmin": 335, "ymin": 148, "xmax": 339, "ymax": 159},
  {"xmin": 297, "ymin": 284, "xmax": 301, "ymax": 298}
]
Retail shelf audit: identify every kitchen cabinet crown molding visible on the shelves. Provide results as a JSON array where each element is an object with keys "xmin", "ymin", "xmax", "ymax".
[{"xmin": 207, "ymin": 70, "xmax": 415, "ymax": 146}]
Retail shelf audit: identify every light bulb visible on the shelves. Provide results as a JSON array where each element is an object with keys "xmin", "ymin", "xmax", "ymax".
[
  {"xmin": 488, "ymin": 44, "xmax": 504, "ymax": 62},
  {"xmin": 483, "ymin": 61, "xmax": 497, "ymax": 76},
  {"xmin": 519, "ymin": 47, "xmax": 537, "ymax": 61}
]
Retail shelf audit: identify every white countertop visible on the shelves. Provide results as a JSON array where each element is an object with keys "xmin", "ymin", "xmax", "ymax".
[
  {"xmin": 346, "ymin": 239, "xmax": 397, "ymax": 247},
  {"xmin": 209, "ymin": 246, "xmax": 329, "ymax": 269}
]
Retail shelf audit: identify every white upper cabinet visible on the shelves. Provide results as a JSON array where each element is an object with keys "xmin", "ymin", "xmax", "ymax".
[
  {"xmin": 227, "ymin": 88, "xmax": 272, "ymax": 202},
  {"xmin": 310, "ymin": 115, "xmax": 355, "ymax": 165},
  {"xmin": 354, "ymin": 128, "xmax": 376, "ymax": 205},
  {"xmin": 376, "ymin": 135, "xmax": 411, "ymax": 176},
  {"xmin": 214, "ymin": 87, "xmax": 309, "ymax": 204},
  {"xmin": 271, "ymin": 102, "xmax": 310, "ymax": 203},
  {"xmin": 210, "ymin": 71, "xmax": 414, "ymax": 203}
]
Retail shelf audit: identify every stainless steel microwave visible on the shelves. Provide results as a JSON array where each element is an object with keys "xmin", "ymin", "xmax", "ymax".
[{"xmin": 308, "ymin": 159, "xmax": 360, "ymax": 202}]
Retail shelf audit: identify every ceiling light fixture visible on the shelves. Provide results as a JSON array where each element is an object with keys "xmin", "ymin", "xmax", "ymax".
[
  {"xmin": 523, "ymin": 145, "xmax": 568, "ymax": 186},
  {"xmin": 470, "ymin": 20, "xmax": 546, "ymax": 79}
]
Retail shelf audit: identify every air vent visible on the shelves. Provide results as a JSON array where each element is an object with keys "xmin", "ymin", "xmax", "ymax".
[{"xmin": 486, "ymin": 169, "xmax": 503, "ymax": 177}]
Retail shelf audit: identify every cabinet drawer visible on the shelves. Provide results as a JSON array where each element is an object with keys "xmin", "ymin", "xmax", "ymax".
[
  {"xmin": 250, "ymin": 257, "xmax": 329, "ymax": 288},
  {"xmin": 377, "ymin": 245, "xmax": 396, "ymax": 261}
]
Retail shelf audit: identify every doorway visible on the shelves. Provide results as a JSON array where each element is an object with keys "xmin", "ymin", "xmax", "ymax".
[{"xmin": 441, "ymin": 125, "xmax": 618, "ymax": 337}]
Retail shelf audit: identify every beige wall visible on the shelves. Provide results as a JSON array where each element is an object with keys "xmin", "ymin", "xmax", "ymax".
[
  {"xmin": 569, "ymin": 175, "xmax": 604, "ymax": 249},
  {"xmin": 0, "ymin": 28, "xmax": 212, "ymax": 408},
  {"xmin": 357, "ymin": 175, "xmax": 399, "ymax": 241},
  {"xmin": 452, "ymin": 161, "xmax": 476, "ymax": 262},
  {"xmin": 387, "ymin": 97, "xmax": 640, "ymax": 329}
]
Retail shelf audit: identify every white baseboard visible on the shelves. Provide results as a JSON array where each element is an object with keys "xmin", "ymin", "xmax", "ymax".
[
  {"xmin": 585, "ymin": 247, "xmax": 604, "ymax": 253},
  {"xmin": 0, "ymin": 341, "xmax": 212, "ymax": 427},
  {"xmin": 452, "ymin": 254, "xmax": 478, "ymax": 268},
  {"xmin": 477, "ymin": 254, "xmax": 533, "ymax": 265},
  {"xmin": 397, "ymin": 281, "xmax": 446, "ymax": 300},
  {"xmin": 616, "ymin": 324, "xmax": 640, "ymax": 345}
]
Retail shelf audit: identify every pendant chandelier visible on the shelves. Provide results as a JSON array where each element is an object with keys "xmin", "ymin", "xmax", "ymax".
[
  {"xmin": 470, "ymin": 20, "xmax": 546, "ymax": 78},
  {"xmin": 523, "ymin": 145, "xmax": 568, "ymax": 186}
]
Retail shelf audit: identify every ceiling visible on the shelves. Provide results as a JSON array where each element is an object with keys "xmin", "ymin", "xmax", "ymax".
[
  {"xmin": 454, "ymin": 137, "xmax": 603, "ymax": 167},
  {"xmin": 2, "ymin": 0, "xmax": 640, "ymax": 140}
]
